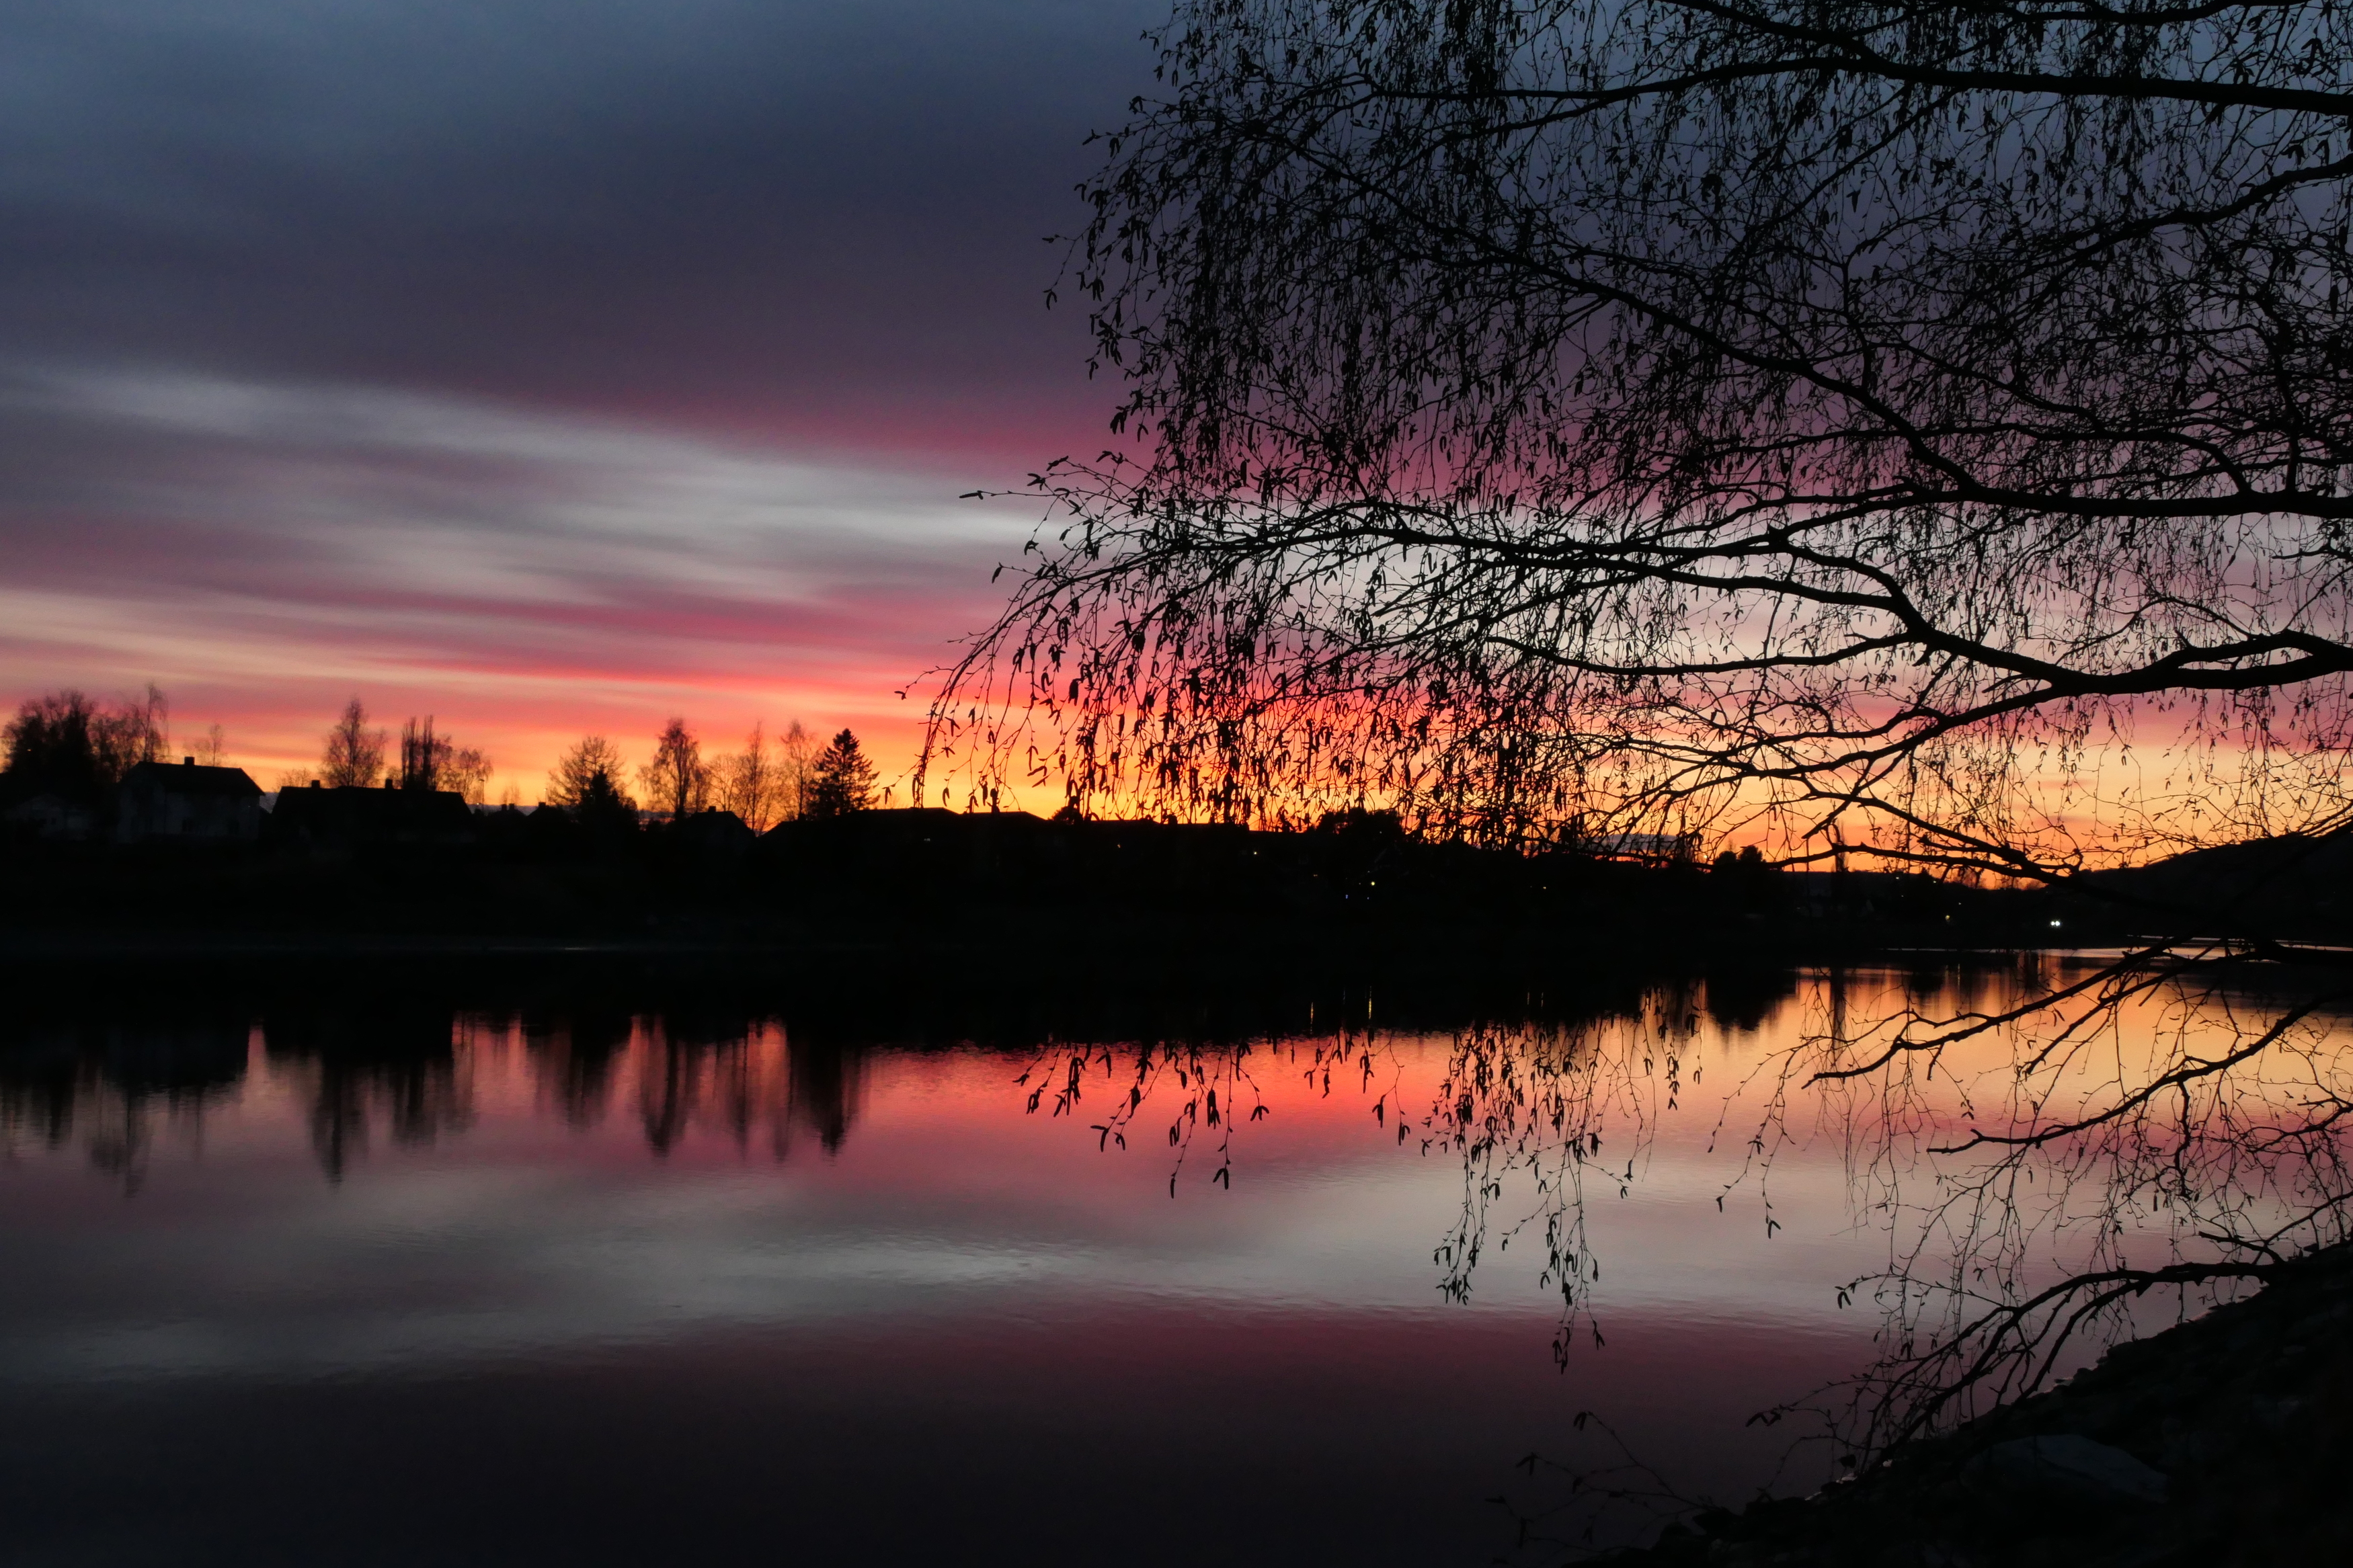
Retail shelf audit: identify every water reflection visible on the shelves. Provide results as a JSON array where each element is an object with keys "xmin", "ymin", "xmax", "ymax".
[
  {"xmin": 3, "ymin": 1005, "xmax": 869, "ymax": 1180},
  {"xmin": 621, "ymin": 1018, "xmax": 865, "ymax": 1157},
  {"xmin": 522, "ymin": 1005, "xmax": 633, "ymax": 1130},
  {"xmin": 0, "ymin": 1014, "xmax": 247, "ymax": 1190},
  {"xmin": 998, "ymin": 954, "xmax": 2353, "ymax": 1491},
  {"xmin": 262, "ymin": 1003, "xmax": 471, "ymax": 1178},
  {"xmin": 2, "ymin": 958, "xmax": 2349, "ymax": 1561}
]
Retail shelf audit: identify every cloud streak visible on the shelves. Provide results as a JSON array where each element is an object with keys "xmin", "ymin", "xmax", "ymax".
[
  {"xmin": 0, "ymin": 0, "xmax": 1149, "ymax": 450},
  {"xmin": 0, "ymin": 1, "xmax": 1160, "ymax": 794},
  {"xmin": 0, "ymin": 362, "xmax": 1036, "ymax": 792}
]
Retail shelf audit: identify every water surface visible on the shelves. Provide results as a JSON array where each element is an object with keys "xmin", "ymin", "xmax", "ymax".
[{"xmin": 0, "ymin": 960, "xmax": 2266, "ymax": 1565}]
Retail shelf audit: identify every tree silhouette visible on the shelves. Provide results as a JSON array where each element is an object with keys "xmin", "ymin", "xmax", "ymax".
[
  {"xmin": 916, "ymin": 0, "xmax": 2353, "ymax": 1473},
  {"xmin": 572, "ymin": 768, "xmax": 638, "ymax": 833},
  {"xmin": 777, "ymin": 719, "xmax": 815, "ymax": 821},
  {"xmin": 105, "ymin": 684, "xmax": 169, "ymax": 778},
  {"xmin": 321, "ymin": 698, "xmax": 385, "ymax": 789},
  {"xmin": 2, "ymin": 687, "xmax": 169, "ymax": 804},
  {"xmin": 715, "ymin": 721, "xmax": 801, "ymax": 832},
  {"xmin": 544, "ymin": 735, "xmax": 637, "ymax": 829},
  {"xmin": 639, "ymin": 718, "xmax": 711, "ymax": 823},
  {"xmin": 545, "ymin": 736, "xmax": 627, "ymax": 810},
  {"xmin": 394, "ymin": 716, "xmax": 491, "ymax": 802},
  {"xmin": 397, "ymin": 717, "xmax": 442, "ymax": 791},
  {"xmin": 2, "ymin": 692, "xmax": 104, "ymax": 803},
  {"xmin": 931, "ymin": 1, "xmax": 2353, "ymax": 873},
  {"xmin": 807, "ymin": 729, "xmax": 876, "ymax": 817}
]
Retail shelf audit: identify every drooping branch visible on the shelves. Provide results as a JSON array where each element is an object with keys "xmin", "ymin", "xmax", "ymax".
[{"xmin": 928, "ymin": 2, "xmax": 2353, "ymax": 870}]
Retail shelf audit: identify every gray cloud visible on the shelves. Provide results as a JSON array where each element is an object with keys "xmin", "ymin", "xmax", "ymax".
[
  {"xmin": 0, "ymin": 1, "xmax": 1159, "ymax": 774},
  {"xmin": 0, "ymin": 362, "xmax": 1039, "ymax": 786},
  {"xmin": 0, "ymin": 0, "xmax": 1154, "ymax": 444}
]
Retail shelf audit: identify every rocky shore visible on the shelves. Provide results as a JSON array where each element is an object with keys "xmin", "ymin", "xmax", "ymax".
[{"xmin": 1616, "ymin": 1247, "xmax": 2353, "ymax": 1567}]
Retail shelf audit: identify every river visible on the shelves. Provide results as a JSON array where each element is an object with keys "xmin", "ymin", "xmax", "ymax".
[{"xmin": 1, "ymin": 955, "xmax": 2327, "ymax": 1565}]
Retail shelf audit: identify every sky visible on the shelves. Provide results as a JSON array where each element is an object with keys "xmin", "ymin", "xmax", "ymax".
[{"xmin": 0, "ymin": 0, "xmax": 1161, "ymax": 799}]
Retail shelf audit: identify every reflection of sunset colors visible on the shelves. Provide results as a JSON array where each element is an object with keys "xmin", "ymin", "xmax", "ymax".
[
  {"xmin": 7, "ymin": 965, "xmax": 2339, "ymax": 1557},
  {"xmin": 13, "ymin": 967, "xmax": 2328, "ymax": 1333}
]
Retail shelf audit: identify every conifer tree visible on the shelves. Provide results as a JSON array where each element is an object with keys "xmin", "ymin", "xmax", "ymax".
[
  {"xmin": 807, "ymin": 729, "xmax": 875, "ymax": 817},
  {"xmin": 545, "ymin": 737, "xmax": 631, "ymax": 813}
]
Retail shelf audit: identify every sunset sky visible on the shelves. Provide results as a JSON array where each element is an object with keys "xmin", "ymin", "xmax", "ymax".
[{"xmin": 0, "ymin": 0, "xmax": 1157, "ymax": 799}]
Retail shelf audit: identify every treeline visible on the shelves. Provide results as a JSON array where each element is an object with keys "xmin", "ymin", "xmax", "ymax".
[
  {"xmin": 272, "ymin": 699, "xmax": 493, "ymax": 802},
  {"xmin": 3, "ymin": 686, "xmax": 880, "ymax": 833},
  {"xmin": 0, "ymin": 690, "xmax": 501, "ymax": 811},
  {"xmin": 0, "ymin": 687, "xmax": 179, "ymax": 804},
  {"xmin": 1, "ymin": 686, "xmax": 2084, "ymax": 954},
  {"xmin": 541, "ymin": 720, "xmax": 877, "ymax": 831}
]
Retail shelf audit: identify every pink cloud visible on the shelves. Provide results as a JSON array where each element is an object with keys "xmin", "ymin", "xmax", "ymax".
[{"xmin": 0, "ymin": 366, "xmax": 1056, "ymax": 800}]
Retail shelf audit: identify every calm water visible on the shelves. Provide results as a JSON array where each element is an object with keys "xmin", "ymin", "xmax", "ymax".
[{"xmin": 0, "ymin": 960, "xmax": 2286, "ymax": 1566}]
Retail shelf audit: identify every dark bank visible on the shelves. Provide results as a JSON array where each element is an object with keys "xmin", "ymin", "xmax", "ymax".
[{"xmin": 5, "ymin": 770, "xmax": 2317, "ymax": 960}]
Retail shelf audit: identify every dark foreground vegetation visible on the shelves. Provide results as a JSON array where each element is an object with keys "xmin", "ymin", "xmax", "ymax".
[
  {"xmin": 1616, "ymin": 1244, "xmax": 2353, "ymax": 1568},
  {"xmin": 0, "ymin": 794, "xmax": 2309, "ymax": 958}
]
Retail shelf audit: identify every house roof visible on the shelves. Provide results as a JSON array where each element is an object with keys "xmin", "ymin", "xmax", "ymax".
[
  {"xmin": 120, "ymin": 760, "xmax": 262, "ymax": 797},
  {"xmin": 269, "ymin": 782, "xmax": 475, "ymax": 836}
]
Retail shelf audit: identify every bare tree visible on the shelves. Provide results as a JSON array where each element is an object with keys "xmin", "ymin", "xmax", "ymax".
[
  {"xmin": 776, "ymin": 719, "xmax": 815, "ymax": 822},
  {"xmin": 715, "ymin": 722, "xmax": 787, "ymax": 832},
  {"xmin": 391, "ymin": 719, "xmax": 491, "ymax": 804},
  {"xmin": 95, "ymin": 683, "xmax": 169, "ymax": 778},
  {"xmin": 916, "ymin": 0, "xmax": 2353, "ymax": 1485},
  {"xmin": 931, "ymin": 1, "xmax": 2353, "ymax": 872},
  {"xmin": 446, "ymin": 747, "xmax": 491, "ymax": 805},
  {"xmin": 322, "ymin": 698, "xmax": 385, "ymax": 789},
  {"xmin": 3, "ymin": 686, "xmax": 169, "ymax": 802},
  {"xmin": 192, "ymin": 723, "xmax": 228, "ymax": 768},
  {"xmin": 393, "ymin": 716, "xmax": 490, "ymax": 802},
  {"xmin": 397, "ymin": 717, "xmax": 441, "ymax": 792},
  {"xmin": 640, "ymin": 718, "xmax": 711, "ymax": 823}
]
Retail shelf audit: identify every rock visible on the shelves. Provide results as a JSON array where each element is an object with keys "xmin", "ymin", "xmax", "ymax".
[{"xmin": 1968, "ymin": 1434, "xmax": 2167, "ymax": 1504}]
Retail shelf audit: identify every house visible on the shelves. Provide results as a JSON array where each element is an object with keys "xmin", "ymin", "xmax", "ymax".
[
  {"xmin": 1582, "ymin": 831, "xmax": 1699, "ymax": 863},
  {"xmin": 669, "ymin": 808, "xmax": 758, "ymax": 856},
  {"xmin": 267, "ymin": 780, "xmax": 477, "ymax": 848},
  {"xmin": 1, "ymin": 793, "xmax": 99, "ymax": 841},
  {"xmin": 116, "ymin": 758, "xmax": 264, "ymax": 843}
]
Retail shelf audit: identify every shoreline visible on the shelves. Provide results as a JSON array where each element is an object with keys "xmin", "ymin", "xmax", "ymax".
[{"xmin": 1618, "ymin": 1245, "xmax": 2353, "ymax": 1566}]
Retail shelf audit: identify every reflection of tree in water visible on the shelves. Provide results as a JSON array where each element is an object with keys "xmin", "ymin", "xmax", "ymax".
[
  {"xmin": 784, "ymin": 1033, "xmax": 862, "ymax": 1153},
  {"xmin": 0, "ymin": 1015, "xmax": 248, "ymax": 1191},
  {"xmin": 5, "ymin": 999, "xmax": 871, "ymax": 1178},
  {"xmin": 262, "ymin": 1005, "xmax": 475, "ymax": 1180},
  {"xmin": 503, "ymin": 1008, "xmax": 865, "ymax": 1159},
  {"xmin": 1782, "ymin": 952, "xmax": 2353, "ymax": 1458},
  {"xmin": 1021, "ymin": 1021, "xmax": 1385, "ymax": 1195},
  {"xmin": 522, "ymin": 1005, "xmax": 634, "ymax": 1128},
  {"xmin": 1419, "ymin": 960, "xmax": 2353, "ymax": 1503},
  {"xmin": 266, "ymin": 1005, "xmax": 867, "ymax": 1166},
  {"xmin": 1025, "ymin": 960, "xmax": 2353, "ymax": 1519},
  {"xmin": 620, "ymin": 1015, "xmax": 864, "ymax": 1159}
]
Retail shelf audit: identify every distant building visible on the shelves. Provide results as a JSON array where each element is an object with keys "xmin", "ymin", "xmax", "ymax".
[
  {"xmin": 1583, "ymin": 831, "xmax": 1698, "ymax": 862},
  {"xmin": 1, "ymin": 793, "xmax": 99, "ymax": 841},
  {"xmin": 267, "ymin": 779, "xmax": 477, "ymax": 848},
  {"xmin": 669, "ymin": 808, "xmax": 757, "ymax": 856},
  {"xmin": 116, "ymin": 758, "xmax": 264, "ymax": 843}
]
